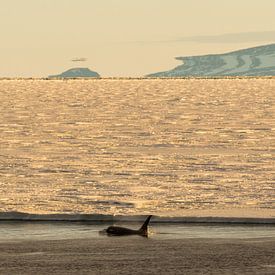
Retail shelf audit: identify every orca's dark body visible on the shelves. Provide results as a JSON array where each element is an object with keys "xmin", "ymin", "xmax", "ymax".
[{"xmin": 105, "ymin": 215, "xmax": 152, "ymax": 237}]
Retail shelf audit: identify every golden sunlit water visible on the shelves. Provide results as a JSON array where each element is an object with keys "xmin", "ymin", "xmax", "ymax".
[{"xmin": 0, "ymin": 79, "xmax": 274, "ymax": 217}]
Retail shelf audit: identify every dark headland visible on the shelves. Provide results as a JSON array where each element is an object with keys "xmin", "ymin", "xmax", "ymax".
[{"xmin": 147, "ymin": 43, "xmax": 275, "ymax": 77}]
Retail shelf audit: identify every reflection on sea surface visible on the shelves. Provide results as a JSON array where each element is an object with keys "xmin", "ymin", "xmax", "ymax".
[{"xmin": 0, "ymin": 79, "xmax": 274, "ymax": 216}]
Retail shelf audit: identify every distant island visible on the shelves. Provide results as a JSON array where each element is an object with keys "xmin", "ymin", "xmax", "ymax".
[
  {"xmin": 147, "ymin": 43, "xmax": 275, "ymax": 77},
  {"xmin": 48, "ymin": 68, "xmax": 100, "ymax": 78}
]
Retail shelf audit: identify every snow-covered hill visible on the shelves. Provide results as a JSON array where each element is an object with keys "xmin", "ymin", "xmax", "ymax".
[
  {"xmin": 48, "ymin": 68, "xmax": 100, "ymax": 78},
  {"xmin": 147, "ymin": 44, "xmax": 275, "ymax": 77}
]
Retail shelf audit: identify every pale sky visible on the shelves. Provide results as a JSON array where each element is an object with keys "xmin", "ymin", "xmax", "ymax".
[{"xmin": 1, "ymin": 0, "xmax": 275, "ymax": 77}]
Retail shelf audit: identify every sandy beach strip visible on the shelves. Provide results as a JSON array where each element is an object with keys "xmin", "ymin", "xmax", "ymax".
[{"xmin": 0, "ymin": 237, "xmax": 274, "ymax": 274}]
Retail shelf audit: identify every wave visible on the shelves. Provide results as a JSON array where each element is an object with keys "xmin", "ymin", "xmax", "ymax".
[{"xmin": 0, "ymin": 212, "xmax": 274, "ymax": 224}]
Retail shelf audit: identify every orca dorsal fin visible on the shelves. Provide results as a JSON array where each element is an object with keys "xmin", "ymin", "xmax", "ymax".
[{"xmin": 139, "ymin": 215, "xmax": 152, "ymax": 236}]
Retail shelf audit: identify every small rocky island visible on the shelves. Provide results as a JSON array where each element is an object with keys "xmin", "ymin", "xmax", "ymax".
[{"xmin": 48, "ymin": 67, "xmax": 100, "ymax": 78}]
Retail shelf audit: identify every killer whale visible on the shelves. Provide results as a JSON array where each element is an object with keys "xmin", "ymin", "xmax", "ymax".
[{"xmin": 103, "ymin": 215, "xmax": 152, "ymax": 237}]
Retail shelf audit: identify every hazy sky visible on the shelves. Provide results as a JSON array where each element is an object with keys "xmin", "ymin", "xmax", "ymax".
[{"xmin": 1, "ymin": 0, "xmax": 275, "ymax": 77}]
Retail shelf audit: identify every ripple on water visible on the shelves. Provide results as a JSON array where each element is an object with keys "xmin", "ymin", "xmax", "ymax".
[{"xmin": 0, "ymin": 79, "xmax": 274, "ymax": 216}]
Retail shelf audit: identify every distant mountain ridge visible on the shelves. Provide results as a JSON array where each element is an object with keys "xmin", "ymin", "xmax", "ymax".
[
  {"xmin": 48, "ymin": 67, "xmax": 100, "ymax": 78},
  {"xmin": 147, "ymin": 44, "xmax": 275, "ymax": 77}
]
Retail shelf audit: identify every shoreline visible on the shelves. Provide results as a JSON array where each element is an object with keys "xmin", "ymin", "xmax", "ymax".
[
  {"xmin": 1, "ymin": 76, "xmax": 275, "ymax": 80},
  {"xmin": 0, "ymin": 212, "xmax": 274, "ymax": 224}
]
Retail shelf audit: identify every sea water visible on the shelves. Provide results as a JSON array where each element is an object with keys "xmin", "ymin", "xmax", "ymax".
[
  {"xmin": 1, "ymin": 221, "xmax": 275, "ymax": 241},
  {"xmin": 0, "ymin": 79, "xmax": 274, "ymax": 218}
]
